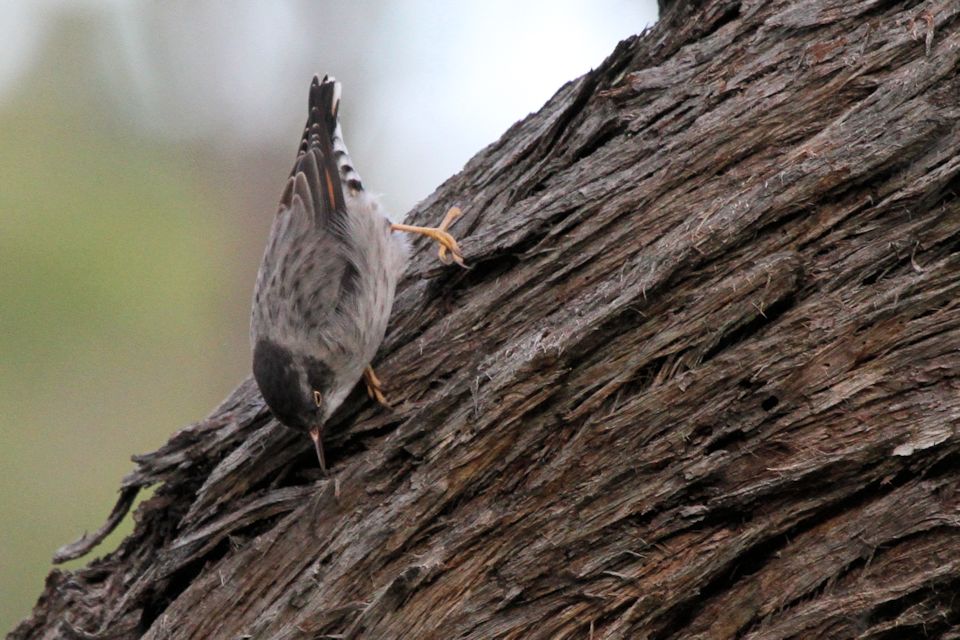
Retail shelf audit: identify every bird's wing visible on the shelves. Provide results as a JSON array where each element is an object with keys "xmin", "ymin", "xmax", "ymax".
[
  {"xmin": 277, "ymin": 75, "xmax": 347, "ymax": 231},
  {"xmin": 252, "ymin": 76, "xmax": 359, "ymax": 341}
]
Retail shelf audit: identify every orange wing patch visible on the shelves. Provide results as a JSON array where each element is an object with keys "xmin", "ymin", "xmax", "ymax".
[{"xmin": 324, "ymin": 166, "xmax": 337, "ymax": 210}]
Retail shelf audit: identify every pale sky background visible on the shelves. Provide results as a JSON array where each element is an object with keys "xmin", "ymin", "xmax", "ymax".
[
  {"xmin": 0, "ymin": 0, "xmax": 658, "ymax": 631},
  {"xmin": 0, "ymin": 0, "xmax": 657, "ymax": 210}
]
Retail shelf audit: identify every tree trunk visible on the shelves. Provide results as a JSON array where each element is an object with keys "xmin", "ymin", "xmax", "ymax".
[{"xmin": 13, "ymin": 1, "xmax": 960, "ymax": 638}]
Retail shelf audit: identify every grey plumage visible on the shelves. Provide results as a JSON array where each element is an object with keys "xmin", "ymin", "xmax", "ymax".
[{"xmin": 251, "ymin": 75, "xmax": 408, "ymax": 469}]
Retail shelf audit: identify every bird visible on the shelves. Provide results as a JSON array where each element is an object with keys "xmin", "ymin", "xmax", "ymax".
[{"xmin": 250, "ymin": 75, "xmax": 464, "ymax": 471}]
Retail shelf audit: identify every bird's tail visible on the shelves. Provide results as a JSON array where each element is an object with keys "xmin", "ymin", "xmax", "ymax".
[{"xmin": 303, "ymin": 75, "xmax": 365, "ymax": 193}]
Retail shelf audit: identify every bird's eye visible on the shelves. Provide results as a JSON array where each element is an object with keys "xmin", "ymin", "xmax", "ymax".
[{"xmin": 313, "ymin": 390, "xmax": 323, "ymax": 407}]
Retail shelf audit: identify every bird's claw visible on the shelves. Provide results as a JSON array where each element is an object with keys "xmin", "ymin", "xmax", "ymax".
[
  {"xmin": 364, "ymin": 365, "xmax": 391, "ymax": 408},
  {"xmin": 391, "ymin": 206, "xmax": 467, "ymax": 267},
  {"xmin": 433, "ymin": 229, "xmax": 465, "ymax": 266},
  {"xmin": 436, "ymin": 207, "xmax": 465, "ymax": 266}
]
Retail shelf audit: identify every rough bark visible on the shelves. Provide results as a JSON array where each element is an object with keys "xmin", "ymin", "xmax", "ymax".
[{"xmin": 12, "ymin": 0, "xmax": 960, "ymax": 638}]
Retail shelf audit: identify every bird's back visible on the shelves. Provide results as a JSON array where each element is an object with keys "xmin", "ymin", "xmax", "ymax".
[{"xmin": 251, "ymin": 77, "xmax": 352, "ymax": 349}]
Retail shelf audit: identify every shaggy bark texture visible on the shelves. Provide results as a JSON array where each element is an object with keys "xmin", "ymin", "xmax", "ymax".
[{"xmin": 12, "ymin": 0, "xmax": 960, "ymax": 638}]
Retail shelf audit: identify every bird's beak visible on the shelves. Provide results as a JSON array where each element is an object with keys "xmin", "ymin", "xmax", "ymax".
[{"xmin": 309, "ymin": 425, "xmax": 327, "ymax": 473}]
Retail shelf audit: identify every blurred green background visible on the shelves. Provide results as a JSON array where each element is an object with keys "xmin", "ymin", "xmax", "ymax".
[{"xmin": 0, "ymin": 1, "xmax": 655, "ymax": 631}]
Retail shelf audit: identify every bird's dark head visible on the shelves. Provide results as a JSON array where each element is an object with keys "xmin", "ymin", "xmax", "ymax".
[{"xmin": 252, "ymin": 339, "xmax": 335, "ymax": 431}]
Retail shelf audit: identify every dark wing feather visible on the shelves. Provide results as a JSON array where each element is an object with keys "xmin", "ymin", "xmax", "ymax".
[{"xmin": 278, "ymin": 75, "xmax": 346, "ymax": 230}]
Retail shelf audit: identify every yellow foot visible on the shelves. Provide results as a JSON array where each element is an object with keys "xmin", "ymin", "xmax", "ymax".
[
  {"xmin": 391, "ymin": 206, "xmax": 466, "ymax": 266},
  {"xmin": 363, "ymin": 365, "xmax": 391, "ymax": 408}
]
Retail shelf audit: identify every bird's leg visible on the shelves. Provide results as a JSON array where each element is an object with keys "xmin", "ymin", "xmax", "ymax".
[
  {"xmin": 363, "ymin": 365, "xmax": 391, "ymax": 408},
  {"xmin": 391, "ymin": 206, "xmax": 466, "ymax": 266},
  {"xmin": 309, "ymin": 426, "xmax": 327, "ymax": 473}
]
